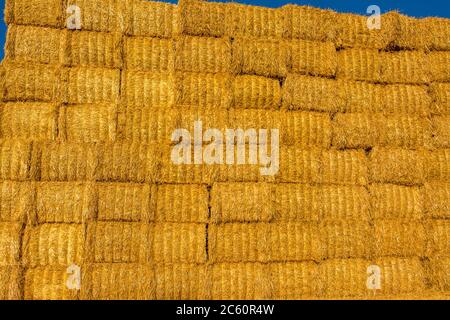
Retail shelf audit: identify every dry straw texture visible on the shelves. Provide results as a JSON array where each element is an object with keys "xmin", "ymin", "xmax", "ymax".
[{"xmin": 0, "ymin": 0, "xmax": 449, "ymax": 300}]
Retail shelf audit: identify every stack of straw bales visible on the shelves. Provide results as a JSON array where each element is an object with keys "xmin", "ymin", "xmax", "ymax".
[{"xmin": 0, "ymin": 0, "xmax": 449, "ymax": 300}]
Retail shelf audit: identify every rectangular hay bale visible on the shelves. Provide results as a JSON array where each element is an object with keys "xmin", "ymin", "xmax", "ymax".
[
  {"xmin": 155, "ymin": 184, "xmax": 208, "ymax": 223},
  {"xmin": 152, "ymin": 223, "xmax": 207, "ymax": 264},
  {"xmin": 124, "ymin": 37, "xmax": 174, "ymax": 72},
  {"xmin": 0, "ymin": 266, "xmax": 22, "ymax": 300},
  {"xmin": 212, "ymin": 263, "xmax": 271, "ymax": 300},
  {"xmin": 271, "ymin": 262, "xmax": 319, "ymax": 299},
  {"xmin": 0, "ymin": 222, "xmax": 22, "ymax": 266},
  {"xmin": 36, "ymin": 182, "xmax": 95, "ymax": 223},
  {"xmin": 0, "ymin": 102, "xmax": 58, "ymax": 141},
  {"xmin": 321, "ymin": 150, "xmax": 368, "ymax": 185},
  {"xmin": 5, "ymin": 0, "xmax": 63, "ymax": 27},
  {"xmin": 278, "ymin": 147, "xmax": 321, "ymax": 183},
  {"xmin": 429, "ymin": 220, "xmax": 450, "ymax": 257},
  {"xmin": 82, "ymin": 263, "xmax": 154, "ymax": 300},
  {"xmin": 23, "ymin": 223, "xmax": 85, "ymax": 267},
  {"xmin": 370, "ymin": 184, "xmax": 423, "ymax": 220},
  {"xmin": 65, "ymin": 30, "xmax": 122, "ymax": 68},
  {"xmin": 369, "ymin": 148, "xmax": 425, "ymax": 185},
  {"xmin": 274, "ymin": 184, "xmax": 321, "ymax": 222},
  {"xmin": 290, "ymin": 40, "xmax": 337, "ymax": 77},
  {"xmin": 232, "ymin": 38, "xmax": 290, "ymax": 78},
  {"xmin": 431, "ymin": 116, "xmax": 450, "ymax": 148},
  {"xmin": 232, "ymin": 75, "xmax": 281, "ymax": 109},
  {"xmin": 211, "ymin": 183, "xmax": 275, "ymax": 223},
  {"xmin": 86, "ymin": 222, "xmax": 152, "ymax": 263},
  {"xmin": 5, "ymin": 25, "xmax": 63, "ymax": 64},
  {"xmin": 0, "ymin": 181, "xmax": 32, "ymax": 222},
  {"xmin": 25, "ymin": 266, "xmax": 79, "ymax": 300},
  {"xmin": 60, "ymin": 104, "xmax": 117, "ymax": 142},
  {"xmin": 155, "ymin": 264, "xmax": 209, "ymax": 300},
  {"xmin": 424, "ymin": 149, "xmax": 450, "ymax": 181},
  {"xmin": 430, "ymin": 83, "xmax": 450, "ymax": 115},
  {"xmin": 337, "ymin": 49, "xmax": 381, "ymax": 82},
  {"xmin": 0, "ymin": 140, "xmax": 31, "ymax": 181},
  {"xmin": 424, "ymin": 183, "xmax": 450, "ymax": 219},
  {"xmin": 179, "ymin": 0, "xmax": 226, "ymax": 37},
  {"xmin": 97, "ymin": 183, "xmax": 153, "ymax": 222},
  {"xmin": 320, "ymin": 185, "xmax": 370, "ymax": 221},
  {"xmin": 129, "ymin": 0, "xmax": 176, "ymax": 37},
  {"xmin": 175, "ymin": 36, "xmax": 231, "ymax": 73},
  {"xmin": 380, "ymin": 51, "xmax": 429, "ymax": 84}
]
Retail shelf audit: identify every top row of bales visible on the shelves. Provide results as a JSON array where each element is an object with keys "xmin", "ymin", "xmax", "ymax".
[{"xmin": 4, "ymin": 0, "xmax": 450, "ymax": 51}]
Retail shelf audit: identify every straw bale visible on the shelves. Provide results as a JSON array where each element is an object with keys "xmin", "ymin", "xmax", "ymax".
[
  {"xmin": 424, "ymin": 183, "xmax": 450, "ymax": 219},
  {"xmin": 430, "ymin": 83, "xmax": 450, "ymax": 115},
  {"xmin": 232, "ymin": 38, "xmax": 290, "ymax": 78},
  {"xmin": 283, "ymin": 4, "xmax": 338, "ymax": 42},
  {"xmin": 69, "ymin": 0, "xmax": 127, "ymax": 33},
  {"xmin": 226, "ymin": 3, "xmax": 285, "ymax": 38},
  {"xmin": 0, "ymin": 103, "xmax": 58, "ymax": 141},
  {"xmin": 0, "ymin": 140, "xmax": 31, "ymax": 181},
  {"xmin": 227, "ymin": 109, "xmax": 282, "ymax": 142},
  {"xmin": 1, "ymin": 63, "xmax": 58, "ymax": 102},
  {"xmin": 82, "ymin": 263, "xmax": 154, "ymax": 300},
  {"xmin": 321, "ymin": 150, "xmax": 368, "ymax": 186},
  {"xmin": 5, "ymin": 0, "xmax": 63, "ymax": 27},
  {"xmin": 284, "ymin": 111, "xmax": 332, "ymax": 148},
  {"xmin": 370, "ymin": 184, "xmax": 423, "ymax": 220},
  {"xmin": 97, "ymin": 142, "xmax": 160, "ymax": 182},
  {"xmin": 159, "ymin": 144, "xmax": 220, "ymax": 184},
  {"xmin": 118, "ymin": 106, "xmax": 228, "ymax": 143},
  {"xmin": 0, "ymin": 266, "xmax": 22, "ymax": 300},
  {"xmin": 38, "ymin": 142, "xmax": 98, "ymax": 181},
  {"xmin": 271, "ymin": 223, "xmax": 322, "ymax": 262},
  {"xmin": 336, "ymin": 12, "xmax": 398, "ymax": 49},
  {"xmin": 23, "ymin": 224, "xmax": 84, "ymax": 267},
  {"xmin": 98, "ymin": 183, "xmax": 153, "ymax": 222},
  {"xmin": 278, "ymin": 147, "xmax": 321, "ymax": 183},
  {"xmin": 274, "ymin": 184, "xmax": 321, "ymax": 222},
  {"xmin": 125, "ymin": 37, "xmax": 174, "ymax": 72},
  {"xmin": 290, "ymin": 40, "xmax": 337, "ymax": 77},
  {"xmin": 175, "ymin": 36, "xmax": 231, "ymax": 73},
  {"xmin": 374, "ymin": 221, "xmax": 426, "ymax": 257},
  {"xmin": 431, "ymin": 116, "xmax": 450, "ymax": 148},
  {"xmin": 65, "ymin": 31, "xmax": 122, "ymax": 68},
  {"xmin": 320, "ymin": 185, "xmax": 370, "ymax": 221},
  {"xmin": 340, "ymin": 81, "xmax": 383, "ymax": 113},
  {"xmin": 271, "ymin": 262, "xmax": 319, "ymax": 299},
  {"xmin": 428, "ymin": 51, "xmax": 450, "ymax": 82},
  {"xmin": 36, "ymin": 182, "xmax": 95, "ymax": 223},
  {"xmin": 319, "ymin": 259, "xmax": 373, "ymax": 298},
  {"xmin": 0, "ymin": 181, "xmax": 32, "ymax": 222},
  {"xmin": 211, "ymin": 183, "xmax": 275, "ymax": 223},
  {"xmin": 122, "ymin": 70, "xmax": 175, "ymax": 107},
  {"xmin": 155, "ymin": 184, "xmax": 208, "ymax": 223},
  {"xmin": 337, "ymin": 49, "xmax": 381, "ymax": 82},
  {"xmin": 152, "ymin": 223, "xmax": 206, "ymax": 264},
  {"xmin": 60, "ymin": 104, "xmax": 117, "ymax": 142},
  {"xmin": 396, "ymin": 15, "xmax": 450, "ymax": 50},
  {"xmin": 179, "ymin": 0, "xmax": 226, "ymax": 37},
  {"xmin": 282, "ymin": 74, "xmax": 343, "ymax": 112},
  {"xmin": 175, "ymin": 72, "xmax": 232, "ymax": 108},
  {"xmin": 210, "ymin": 223, "xmax": 321, "ymax": 262},
  {"xmin": 63, "ymin": 67, "xmax": 120, "ymax": 104},
  {"xmin": 332, "ymin": 113, "xmax": 429, "ymax": 149},
  {"xmin": 215, "ymin": 161, "xmax": 275, "ymax": 183},
  {"xmin": 380, "ymin": 51, "xmax": 429, "ymax": 84},
  {"xmin": 209, "ymin": 223, "xmax": 270, "ymax": 262},
  {"xmin": 424, "ymin": 149, "xmax": 450, "ymax": 181},
  {"xmin": 369, "ymin": 148, "xmax": 425, "ymax": 185},
  {"xmin": 232, "ymin": 75, "xmax": 281, "ymax": 109},
  {"xmin": 429, "ymin": 220, "xmax": 450, "ymax": 257},
  {"xmin": 320, "ymin": 221, "xmax": 374, "ymax": 259},
  {"xmin": 24, "ymin": 266, "xmax": 79, "ymax": 300},
  {"xmin": 129, "ymin": 0, "xmax": 176, "ymax": 37},
  {"xmin": 5, "ymin": 25, "xmax": 63, "ymax": 64},
  {"xmin": 155, "ymin": 264, "xmax": 209, "ymax": 300},
  {"xmin": 0, "ymin": 222, "xmax": 22, "ymax": 266},
  {"xmin": 429, "ymin": 257, "xmax": 450, "ymax": 291},
  {"xmin": 375, "ymin": 258, "xmax": 426, "ymax": 295},
  {"xmin": 212, "ymin": 263, "xmax": 271, "ymax": 300},
  {"xmin": 86, "ymin": 222, "xmax": 151, "ymax": 263},
  {"xmin": 382, "ymin": 84, "xmax": 431, "ymax": 115}
]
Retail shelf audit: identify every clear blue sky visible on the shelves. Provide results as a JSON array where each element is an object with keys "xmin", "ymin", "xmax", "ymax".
[{"xmin": 1, "ymin": 0, "xmax": 449, "ymax": 60}]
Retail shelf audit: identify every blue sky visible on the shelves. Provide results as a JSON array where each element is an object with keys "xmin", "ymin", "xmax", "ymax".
[{"xmin": 0, "ymin": 0, "xmax": 449, "ymax": 60}]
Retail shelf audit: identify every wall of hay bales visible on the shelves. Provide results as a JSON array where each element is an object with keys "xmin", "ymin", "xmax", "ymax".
[{"xmin": 0, "ymin": 0, "xmax": 449, "ymax": 300}]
